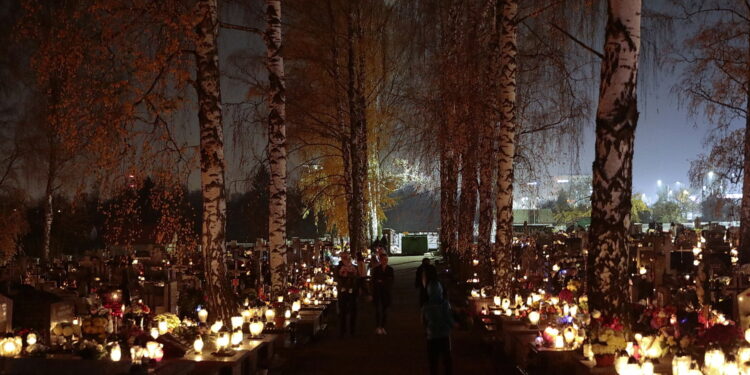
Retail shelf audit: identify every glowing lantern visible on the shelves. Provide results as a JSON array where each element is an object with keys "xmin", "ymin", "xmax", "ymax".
[
  {"xmin": 265, "ymin": 309, "xmax": 275, "ymax": 323},
  {"xmin": 292, "ymin": 301, "xmax": 301, "ymax": 313},
  {"xmin": 231, "ymin": 330, "xmax": 243, "ymax": 347},
  {"xmin": 614, "ymin": 352, "xmax": 629, "ymax": 374},
  {"xmin": 150, "ymin": 327, "xmax": 159, "ymax": 340},
  {"xmin": 231, "ymin": 316, "xmax": 243, "ymax": 331},
  {"xmin": 158, "ymin": 320, "xmax": 168, "ymax": 335},
  {"xmin": 216, "ymin": 333, "xmax": 230, "ymax": 351},
  {"xmin": 241, "ymin": 309, "xmax": 251, "ymax": 323},
  {"xmin": 672, "ymin": 353, "xmax": 691, "ymax": 375},
  {"xmin": 704, "ymin": 347, "xmax": 725, "ymax": 372},
  {"xmin": 550, "ymin": 297, "xmax": 559, "ymax": 306},
  {"xmin": 493, "ymin": 296, "xmax": 501, "ymax": 306},
  {"xmin": 210, "ymin": 321, "xmax": 223, "ymax": 334},
  {"xmin": 0, "ymin": 337, "xmax": 21, "ymax": 357},
  {"xmin": 738, "ymin": 345, "xmax": 750, "ymax": 363},
  {"xmin": 146, "ymin": 341, "xmax": 161, "ymax": 359},
  {"xmin": 198, "ymin": 308, "xmax": 208, "ymax": 323},
  {"xmin": 284, "ymin": 309, "xmax": 291, "ymax": 319},
  {"xmin": 26, "ymin": 333, "xmax": 37, "ymax": 346},
  {"xmin": 249, "ymin": 320, "xmax": 264, "ymax": 338},
  {"xmin": 110, "ymin": 343, "xmax": 122, "ymax": 361},
  {"xmin": 563, "ymin": 327, "xmax": 576, "ymax": 345},
  {"xmin": 554, "ymin": 335, "xmax": 564, "ymax": 349},
  {"xmin": 502, "ymin": 298, "xmax": 511, "ymax": 310},
  {"xmin": 745, "ymin": 328, "xmax": 750, "ymax": 345},
  {"xmin": 193, "ymin": 337, "xmax": 204, "ymax": 353},
  {"xmin": 528, "ymin": 311, "xmax": 540, "ymax": 327}
]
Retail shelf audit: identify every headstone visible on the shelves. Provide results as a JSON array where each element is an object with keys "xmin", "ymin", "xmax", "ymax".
[
  {"xmin": 10, "ymin": 288, "xmax": 75, "ymax": 342},
  {"xmin": 0, "ymin": 294, "xmax": 12, "ymax": 333}
]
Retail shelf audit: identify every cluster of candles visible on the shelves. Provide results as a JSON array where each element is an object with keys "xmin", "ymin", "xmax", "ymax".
[
  {"xmin": 540, "ymin": 325, "xmax": 584, "ymax": 349},
  {"xmin": 606, "ymin": 333, "xmax": 664, "ymax": 375},
  {"xmin": 303, "ymin": 280, "xmax": 337, "ymax": 305},
  {"xmin": 190, "ymin": 303, "xmax": 304, "ymax": 356},
  {"xmin": 128, "ymin": 341, "xmax": 164, "ymax": 364},
  {"xmin": 667, "ymin": 333, "xmax": 750, "ymax": 375}
]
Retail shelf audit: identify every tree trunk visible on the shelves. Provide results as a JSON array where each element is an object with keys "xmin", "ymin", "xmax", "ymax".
[
  {"xmin": 195, "ymin": 0, "xmax": 235, "ymax": 323},
  {"xmin": 740, "ymin": 38, "xmax": 750, "ymax": 263},
  {"xmin": 265, "ymin": 0, "xmax": 288, "ymax": 291},
  {"xmin": 458, "ymin": 127, "xmax": 479, "ymax": 258},
  {"xmin": 327, "ymin": 1, "xmax": 354, "ymax": 244},
  {"xmin": 347, "ymin": 5, "xmax": 367, "ymax": 254},
  {"xmin": 439, "ymin": 0, "xmax": 462, "ymax": 270},
  {"xmin": 440, "ymin": 124, "xmax": 459, "ymax": 263},
  {"xmin": 493, "ymin": 0, "xmax": 517, "ymax": 297},
  {"xmin": 478, "ymin": 1, "xmax": 498, "ymax": 287},
  {"xmin": 587, "ymin": 0, "xmax": 641, "ymax": 324},
  {"xmin": 41, "ymin": 187, "xmax": 53, "ymax": 263}
]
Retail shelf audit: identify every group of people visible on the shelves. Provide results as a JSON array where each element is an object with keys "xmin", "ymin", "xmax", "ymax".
[
  {"xmin": 334, "ymin": 250, "xmax": 394, "ymax": 336},
  {"xmin": 335, "ymin": 252, "xmax": 454, "ymax": 375}
]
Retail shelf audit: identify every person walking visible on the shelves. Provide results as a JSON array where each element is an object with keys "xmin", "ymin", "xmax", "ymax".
[
  {"xmin": 415, "ymin": 258, "xmax": 434, "ymax": 306},
  {"xmin": 371, "ymin": 253, "xmax": 394, "ymax": 335},
  {"xmin": 336, "ymin": 252, "xmax": 358, "ymax": 336},
  {"xmin": 422, "ymin": 266, "xmax": 454, "ymax": 375}
]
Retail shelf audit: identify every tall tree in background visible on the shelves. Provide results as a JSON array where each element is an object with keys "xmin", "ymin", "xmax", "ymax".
[
  {"xmin": 678, "ymin": 0, "xmax": 750, "ymax": 263},
  {"xmin": 439, "ymin": 0, "xmax": 462, "ymax": 269},
  {"xmin": 347, "ymin": 2, "xmax": 368, "ymax": 254},
  {"xmin": 265, "ymin": 0, "xmax": 288, "ymax": 291},
  {"xmin": 493, "ymin": 0, "xmax": 518, "ymax": 297},
  {"xmin": 587, "ymin": 0, "xmax": 640, "ymax": 323},
  {"xmin": 195, "ymin": 0, "xmax": 235, "ymax": 322},
  {"xmin": 477, "ymin": 0, "xmax": 498, "ymax": 286}
]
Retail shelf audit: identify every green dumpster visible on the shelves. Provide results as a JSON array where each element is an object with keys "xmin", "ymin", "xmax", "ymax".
[{"xmin": 401, "ymin": 235, "xmax": 428, "ymax": 255}]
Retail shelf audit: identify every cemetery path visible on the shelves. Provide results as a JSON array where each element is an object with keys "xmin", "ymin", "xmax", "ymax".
[{"xmin": 281, "ymin": 256, "xmax": 507, "ymax": 375}]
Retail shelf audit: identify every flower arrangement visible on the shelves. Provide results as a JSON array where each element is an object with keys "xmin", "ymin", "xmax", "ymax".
[
  {"xmin": 81, "ymin": 316, "xmax": 109, "ymax": 342},
  {"xmin": 154, "ymin": 313, "xmax": 181, "ymax": 333},
  {"xmin": 51, "ymin": 322, "xmax": 80, "ymax": 343},
  {"xmin": 591, "ymin": 328, "xmax": 627, "ymax": 355}
]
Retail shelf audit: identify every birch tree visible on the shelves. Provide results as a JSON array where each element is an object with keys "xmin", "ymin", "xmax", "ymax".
[
  {"xmin": 587, "ymin": 0, "xmax": 641, "ymax": 323},
  {"xmin": 493, "ymin": 0, "xmax": 518, "ymax": 297},
  {"xmin": 195, "ymin": 0, "xmax": 235, "ymax": 322},
  {"xmin": 264, "ymin": 0, "xmax": 288, "ymax": 291}
]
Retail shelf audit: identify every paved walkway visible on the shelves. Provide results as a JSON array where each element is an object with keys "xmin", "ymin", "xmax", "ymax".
[{"xmin": 283, "ymin": 256, "xmax": 503, "ymax": 375}]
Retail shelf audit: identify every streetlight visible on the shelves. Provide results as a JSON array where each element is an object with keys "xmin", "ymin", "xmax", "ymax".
[{"xmin": 657, "ymin": 180, "xmax": 662, "ymax": 187}]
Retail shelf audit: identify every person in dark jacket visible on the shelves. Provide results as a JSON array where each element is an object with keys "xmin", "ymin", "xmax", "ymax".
[
  {"xmin": 371, "ymin": 253, "xmax": 394, "ymax": 335},
  {"xmin": 422, "ymin": 266, "xmax": 454, "ymax": 375},
  {"xmin": 336, "ymin": 252, "xmax": 358, "ymax": 336},
  {"xmin": 415, "ymin": 258, "xmax": 434, "ymax": 306}
]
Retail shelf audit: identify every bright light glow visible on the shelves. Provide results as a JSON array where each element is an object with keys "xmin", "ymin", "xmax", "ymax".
[
  {"xmin": 657, "ymin": 180, "xmax": 662, "ymax": 186},
  {"xmin": 193, "ymin": 337, "xmax": 204, "ymax": 353},
  {"xmin": 110, "ymin": 343, "xmax": 121, "ymax": 361},
  {"xmin": 556, "ymin": 179, "xmax": 569, "ymax": 183}
]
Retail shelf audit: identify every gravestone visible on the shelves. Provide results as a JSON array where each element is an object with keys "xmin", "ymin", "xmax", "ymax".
[
  {"xmin": 9, "ymin": 287, "xmax": 75, "ymax": 342},
  {"xmin": 0, "ymin": 294, "xmax": 12, "ymax": 333}
]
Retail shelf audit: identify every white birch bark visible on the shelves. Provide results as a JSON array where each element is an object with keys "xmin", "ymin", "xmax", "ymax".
[
  {"xmin": 587, "ymin": 0, "xmax": 641, "ymax": 323},
  {"xmin": 265, "ymin": 0, "xmax": 288, "ymax": 291},
  {"xmin": 493, "ymin": 0, "xmax": 517, "ymax": 297},
  {"xmin": 195, "ymin": 0, "xmax": 234, "ymax": 322}
]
